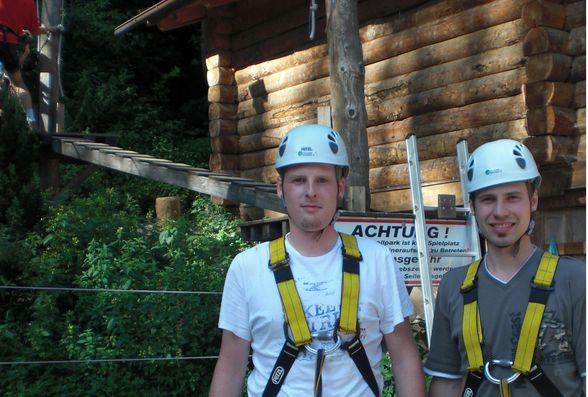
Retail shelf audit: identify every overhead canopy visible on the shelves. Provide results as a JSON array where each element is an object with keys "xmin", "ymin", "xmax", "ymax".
[{"xmin": 114, "ymin": 0, "xmax": 239, "ymax": 35}]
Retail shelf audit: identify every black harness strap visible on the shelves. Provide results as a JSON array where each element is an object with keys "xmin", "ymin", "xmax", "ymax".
[
  {"xmin": 341, "ymin": 334, "xmax": 380, "ymax": 397},
  {"xmin": 527, "ymin": 364, "xmax": 563, "ymax": 397},
  {"xmin": 262, "ymin": 339, "xmax": 300, "ymax": 397}
]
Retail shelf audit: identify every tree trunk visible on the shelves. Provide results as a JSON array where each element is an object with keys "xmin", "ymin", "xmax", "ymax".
[{"xmin": 326, "ymin": 0, "xmax": 370, "ymax": 211}]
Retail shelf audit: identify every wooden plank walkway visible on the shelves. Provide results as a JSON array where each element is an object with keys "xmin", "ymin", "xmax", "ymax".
[{"xmin": 50, "ymin": 136, "xmax": 285, "ymax": 213}]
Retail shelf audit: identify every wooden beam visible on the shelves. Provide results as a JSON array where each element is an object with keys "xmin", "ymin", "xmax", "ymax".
[
  {"xmin": 523, "ymin": 81, "xmax": 575, "ymax": 109},
  {"xmin": 366, "ymin": 95, "xmax": 526, "ymax": 147},
  {"xmin": 51, "ymin": 138, "xmax": 284, "ymax": 213},
  {"xmin": 522, "ymin": 1, "xmax": 566, "ymax": 29},
  {"xmin": 526, "ymin": 106, "xmax": 577, "ymax": 136},
  {"xmin": 523, "ymin": 27, "xmax": 570, "ymax": 56},
  {"xmin": 156, "ymin": 3, "xmax": 206, "ymax": 32},
  {"xmin": 526, "ymin": 53, "xmax": 573, "ymax": 82}
]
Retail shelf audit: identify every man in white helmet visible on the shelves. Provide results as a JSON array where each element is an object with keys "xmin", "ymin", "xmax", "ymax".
[
  {"xmin": 209, "ymin": 124, "xmax": 426, "ymax": 396},
  {"xmin": 425, "ymin": 139, "xmax": 585, "ymax": 397}
]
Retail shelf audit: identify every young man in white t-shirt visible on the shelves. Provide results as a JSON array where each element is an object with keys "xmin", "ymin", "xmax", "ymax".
[{"xmin": 209, "ymin": 124, "xmax": 426, "ymax": 396}]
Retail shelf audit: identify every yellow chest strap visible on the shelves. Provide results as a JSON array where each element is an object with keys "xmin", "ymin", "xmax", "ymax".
[
  {"xmin": 460, "ymin": 252, "xmax": 559, "ymax": 373},
  {"xmin": 268, "ymin": 233, "xmax": 362, "ymax": 347}
]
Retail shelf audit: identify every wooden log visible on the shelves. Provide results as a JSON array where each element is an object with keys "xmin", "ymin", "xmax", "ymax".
[
  {"xmin": 237, "ymin": 101, "xmax": 322, "ymax": 136},
  {"xmin": 527, "ymin": 106, "xmax": 577, "ymax": 135},
  {"xmin": 369, "ymin": 156, "xmax": 459, "ymax": 191},
  {"xmin": 366, "ymin": 68, "xmax": 524, "ymax": 126},
  {"xmin": 522, "ymin": 1, "xmax": 566, "ymax": 28},
  {"xmin": 576, "ymin": 133, "xmax": 586, "ymax": 161},
  {"xmin": 211, "ymin": 135, "xmax": 240, "ymax": 154},
  {"xmin": 576, "ymin": 108, "xmax": 586, "ymax": 134},
  {"xmin": 232, "ymin": 0, "xmax": 307, "ymax": 34},
  {"xmin": 207, "ymin": 67, "xmax": 234, "ymax": 86},
  {"xmin": 567, "ymin": 26, "xmax": 586, "ymax": 56},
  {"xmin": 565, "ymin": 0, "xmax": 586, "ymax": 30},
  {"xmin": 523, "ymin": 135, "xmax": 577, "ymax": 164},
  {"xmin": 208, "ymin": 102, "xmax": 237, "ymax": 121},
  {"xmin": 240, "ymin": 164, "xmax": 278, "ymax": 184},
  {"xmin": 239, "ymin": 123, "xmax": 296, "ymax": 154},
  {"xmin": 366, "ymin": 95, "xmax": 526, "ymax": 147},
  {"xmin": 205, "ymin": 51, "xmax": 232, "ymax": 69},
  {"xmin": 209, "ymin": 119, "xmax": 237, "ymax": 138},
  {"xmin": 237, "ymin": 44, "xmax": 525, "ymax": 121},
  {"xmin": 368, "ymin": 119, "xmax": 528, "ymax": 168},
  {"xmin": 235, "ymin": 45, "xmax": 328, "ymax": 85},
  {"xmin": 371, "ymin": 182, "xmax": 464, "ymax": 212},
  {"xmin": 359, "ymin": 0, "xmax": 494, "ymax": 42},
  {"xmin": 526, "ymin": 53, "xmax": 573, "ymax": 81},
  {"xmin": 206, "ymin": 33, "xmax": 231, "ymax": 54},
  {"xmin": 570, "ymin": 55, "xmax": 586, "ymax": 82},
  {"xmin": 240, "ymin": 147, "xmax": 278, "ymax": 171},
  {"xmin": 538, "ymin": 187, "xmax": 586, "ymax": 209},
  {"xmin": 231, "ymin": 0, "xmax": 315, "ymax": 51},
  {"xmin": 523, "ymin": 81, "xmax": 575, "ymax": 108},
  {"xmin": 364, "ymin": 20, "xmax": 526, "ymax": 89},
  {"xmin": 233, "ymin": 17, "xmax": 327, "ymax": 69},
  {"xmin": 209, "ymin": 152, "xmax": 239, "ymax": 173},
  {"xmin": 237, "ymin": 19, "xmax": 526, "ymax": 103},
  {"xmin": 237, "ymin": 78, "xmax": 331, "ymax": 119},
  {"xmin": 234, "ymin": 0, "xmax": 494, "ymax": 86},
  {"xmin": 155, "ymin": 196, "xmax": 181, "ymax": 223},
  {"xmin": 208, "ymin": 85, "xmax": 237, "ymax": 103},
  {"xmin": 523, "ymin": 27, "xmax": 570, "ymax": 56},
  {"xmin": 361, "ymin": 0, "xmax": 523, "ymax": 67}
]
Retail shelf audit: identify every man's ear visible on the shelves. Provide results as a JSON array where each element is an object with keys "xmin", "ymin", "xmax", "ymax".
[
  {"xmin": 337, "ymin": 177, "xmax": 346, "ymax": 201},
  {"xmin": 276, "ymin": 174, "xmax": 283, "ymax": 199},
  {"xmin": 531, "ymin": 189, "xmax": 539, "ymax": 212}
]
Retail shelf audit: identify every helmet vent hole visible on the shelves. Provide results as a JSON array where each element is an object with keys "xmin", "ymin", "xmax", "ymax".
[
  {"xmin": 278, "ymin": 144, "xmax": 286, "ymax": 157},
  {"xmin": 516, "ymin": 158, "xmax": 526, "ymax": 169},
  {"xmin": 329, "ymin": 142, "xmax": 339, "ymax": 154},
  {"xmin": 513, "ymin": 146, "xmax": 526, "ymax": 169}
]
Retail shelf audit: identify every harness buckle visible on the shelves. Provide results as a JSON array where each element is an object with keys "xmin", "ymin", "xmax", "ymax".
[
  {"xmin": 483, "ymin": 359, "xmax": 521, "ymax": 385},
  {"xmin": 268, "ymin": 256, "xmax": 290, "ymax": 271}
]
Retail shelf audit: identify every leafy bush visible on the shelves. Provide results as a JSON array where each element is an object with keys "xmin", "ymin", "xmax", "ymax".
[{"xmin": 0, "ymin": 193, "xmax": 249, "ymax": 396}]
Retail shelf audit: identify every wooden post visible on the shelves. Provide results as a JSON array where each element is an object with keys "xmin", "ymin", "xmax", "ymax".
[
  {"xmin": 155, "ymin": 196, "xmax": 182, "ymax": 225},
  {"xmin": 39, "ymin": 0, "xmax": 62, "ymax": 134},
  {"xmin": 325, "ymin": 0, "xmax": 370, "ymax": 211}
]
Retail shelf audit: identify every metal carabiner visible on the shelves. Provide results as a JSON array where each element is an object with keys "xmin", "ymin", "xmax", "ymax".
[
  {"xmin": 483, "ymin": 359, "xmax": 521, "ymax": 385},
  {"xmin": 304, "ymin": 334, "xmax": 341, "ymax": 355}
]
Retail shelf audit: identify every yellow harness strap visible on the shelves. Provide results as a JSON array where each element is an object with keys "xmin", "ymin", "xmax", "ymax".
[
  {"xmin": 512, "ymin": 252, "xmax": 558, "ymax": 373},
  {"xmin": 268, "ymin": 233, "xmax": 362, "ymax": 346},
  {"xmin": 461, "ymin": 253, "xmax": 559, "ymax": 374},
  {"xmin": 269, "ymin": 237, "xmax": 311, "ymax": 346},
  {"xmin": 339, "ymin": 233, "xmax": 361, "ymax": 333},
  {"xmin": 460, "ymin": 259, "xmax": 484, "ymax": 371}
]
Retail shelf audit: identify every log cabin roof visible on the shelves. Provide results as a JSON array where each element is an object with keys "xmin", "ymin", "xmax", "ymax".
[{"xmin": 114, "ymin": 0, "xmax": 239, "ymax": 35}]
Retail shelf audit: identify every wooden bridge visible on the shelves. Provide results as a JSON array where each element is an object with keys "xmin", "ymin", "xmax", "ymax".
[{"xmin": 49, "ymin": 134, "xmax": 287, "ymax": 239}]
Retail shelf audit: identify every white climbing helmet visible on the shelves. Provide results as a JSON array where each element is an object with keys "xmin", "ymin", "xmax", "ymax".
[
  {"xmin": 465, "ymin": 139, "xmax": 541, "ymax": 194},
  {"xmin": 275, "ymin": 124, "xmax": 350, "ymax": 176}
]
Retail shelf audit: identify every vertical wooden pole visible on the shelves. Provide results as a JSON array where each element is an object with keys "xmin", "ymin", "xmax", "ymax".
[{"xmin": 325, "ymin": 0, "xmax": 370, "ymax": 211}]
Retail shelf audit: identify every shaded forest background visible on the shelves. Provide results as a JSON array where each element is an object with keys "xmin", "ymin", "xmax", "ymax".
[
  {"xmin": 0, "ymin": 1, "xmax": 250, "ymax": 395},
  {"xmin": 0, "ymin": 1, "xmax": 423, "ymax": 395}
]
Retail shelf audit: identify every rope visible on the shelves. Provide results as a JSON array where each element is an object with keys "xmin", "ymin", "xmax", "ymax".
[{"xmin": 0, "ymin": 285, "xmax": 222, "ymax": 295}]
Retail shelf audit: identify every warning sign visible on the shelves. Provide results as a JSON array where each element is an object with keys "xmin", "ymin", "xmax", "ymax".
[{"xmin": 334, "ymin": 216, "xmax": 473, "ymax": 286}]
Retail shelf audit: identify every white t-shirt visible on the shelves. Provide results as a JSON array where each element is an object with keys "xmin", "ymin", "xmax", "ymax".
[{"xmin": 218, "ymin": 235, "xmax": 414, "ymax": 396}]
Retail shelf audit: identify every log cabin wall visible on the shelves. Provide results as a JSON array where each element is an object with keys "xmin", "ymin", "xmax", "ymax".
[{"xmin": 203, "ymin": 0, "xmax": 586, "ymax": 254}]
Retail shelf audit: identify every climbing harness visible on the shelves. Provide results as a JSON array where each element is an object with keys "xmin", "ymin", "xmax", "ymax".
[
  {"xmin": 263, "ymin": 233, "xmax": 379, "ymax": 397},
  {"xmin": 460, "ymin": 252, "xmax": 562, "ymax": 397}
]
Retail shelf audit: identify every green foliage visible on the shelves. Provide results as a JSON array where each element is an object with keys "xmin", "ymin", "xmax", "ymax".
[
  {"xmin": 0, "ymin": 193, "xmax": 249, "ymax": 396},
  {"xmin": 0, "ymin": 91, "xmax": 43, "ymax": 235},
  {"xmin": 381, "ymin": 316, "xmax": 430, "ymax": 396}
]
